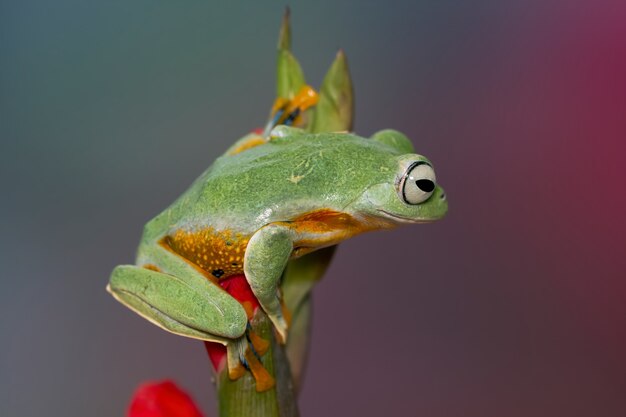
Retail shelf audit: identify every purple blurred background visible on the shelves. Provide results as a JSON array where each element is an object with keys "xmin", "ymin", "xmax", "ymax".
[{"xmin": 1, "ymin": 1, "xmax": 625, "ymax": 416}]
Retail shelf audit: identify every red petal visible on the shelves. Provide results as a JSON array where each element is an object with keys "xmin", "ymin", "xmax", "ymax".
[
  {"xmin": 219, "ymin": 274, "xmax": 259, "ymax": 310},
  {"xmin": 204, "ymin": 341, "xmax": 227, "ymax": 372},
  {"xmin": 128, "ymin": 380, "xmax": 204, "ymax": 417},
  {"xmin": 204, "ymin": 275, "xmax": 261, "ymax": 373}
]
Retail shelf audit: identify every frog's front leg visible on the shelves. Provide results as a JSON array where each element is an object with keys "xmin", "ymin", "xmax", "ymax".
[{"xmin": 244, "ymin": 224, "xmax": 295, "ymax": 343}]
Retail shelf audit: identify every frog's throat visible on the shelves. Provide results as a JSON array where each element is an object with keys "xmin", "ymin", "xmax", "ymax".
[{"xmin": 375, "ymin": 209, "xmax": 439, "ymax": 224}]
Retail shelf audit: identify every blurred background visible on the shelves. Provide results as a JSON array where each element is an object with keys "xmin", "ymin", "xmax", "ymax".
[{"xmin": 1, "ymin": 1, "xmax": 625, "ymax": 416}]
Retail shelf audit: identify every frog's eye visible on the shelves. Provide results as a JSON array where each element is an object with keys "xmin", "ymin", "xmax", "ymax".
[{"xmin": 399, "ymin": 162, "xmax": 436, "ymax": 205}]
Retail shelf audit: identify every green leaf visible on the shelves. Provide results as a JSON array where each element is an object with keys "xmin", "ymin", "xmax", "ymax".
[
  {"xmin": 276, "ymin": 50, "xmax": 306, "ymax": 100},
  {"xmin": 281, "ymin": 246, "xmax": 336, "ymax": 392},
  {"xmin": 277, "ymin": 6, "xmax": 291, "ymax": 51},
  {"xmin": 281, "ymin": 246, "xmax": 336, "ymax": 314},
  {"xmin": 309, "ymin": 50, "xmax": 354, "ymax": 133},
  {"xmin": 276, "ymin": 7, "xmax": 305, "ymax": 100}
]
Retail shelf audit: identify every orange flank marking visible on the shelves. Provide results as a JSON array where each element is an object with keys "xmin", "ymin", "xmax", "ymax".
[
  {"xmin": 281, "ymin": 209, "xmax": 382, "ymax": 250},
  {"xmin": 161, "ymin": 228, "xmax": 250, "ymax": 280},
  {"xmin": 142, "ymin": 264, "xmax": 161, "ymax": 272},
  {"xmin": 291, "ymin": 209, "xmax": 358, "ymax": 226},
  {"xmin": 244, "ymin": 348, "xmax": 276, "ymax": 392},
  {"xmin": 227, "ymin": 135, "xmax": 267, "ymax": 156}
]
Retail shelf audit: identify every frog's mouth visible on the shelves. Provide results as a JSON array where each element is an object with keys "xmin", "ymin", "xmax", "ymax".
[{"xmin": 376, "ymin": 209, "xmax": 437, "ymax": 224}]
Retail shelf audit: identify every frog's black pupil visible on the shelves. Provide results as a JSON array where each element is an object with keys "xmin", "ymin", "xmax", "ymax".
[{"xmin": 416, "ymin": 179, "xmax": 435, "ymax": 193}]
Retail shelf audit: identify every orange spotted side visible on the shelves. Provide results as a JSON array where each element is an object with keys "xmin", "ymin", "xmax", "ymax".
[
  {"xmin": 159, "ymin": 209, "xmax": 392, "ymax": 281},
  {"xmin": 162, "ymin": 228, "xmax": 250, "ymax": 279}
]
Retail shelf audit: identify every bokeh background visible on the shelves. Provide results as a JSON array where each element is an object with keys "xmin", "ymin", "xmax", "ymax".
[{"xmin": 2, "ymin": 1, "xmax": 625, "ymax": 416}]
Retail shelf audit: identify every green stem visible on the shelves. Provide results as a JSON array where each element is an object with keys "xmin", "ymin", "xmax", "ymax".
[{"xmin": 216, "ymin": 312, "xmax": 299, "ymax": 417}]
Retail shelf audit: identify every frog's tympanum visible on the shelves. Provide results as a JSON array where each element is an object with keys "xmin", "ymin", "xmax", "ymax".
[{"xmin": 107, "ymin": 11, "xmax": 447, "ymax": 393}]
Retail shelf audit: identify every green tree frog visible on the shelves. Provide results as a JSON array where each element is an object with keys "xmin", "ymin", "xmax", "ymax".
[{"xmin": 107, "ymin": 11, "xmax": 447, "ymax": 393}]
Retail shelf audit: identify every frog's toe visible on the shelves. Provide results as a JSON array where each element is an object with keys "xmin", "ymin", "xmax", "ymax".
[
  {"xmin": 226, "ymin": 331, "xmax": 275, "ymax": 392},
  {"xmin": 108, "ymin": 265, "xmax": 247, "ymax": 342}
]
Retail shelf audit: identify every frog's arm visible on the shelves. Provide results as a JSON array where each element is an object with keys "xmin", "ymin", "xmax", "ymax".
[
  {"xmin": 244, "ymin": 224, "xmax": 294, "ymax": 342},
  {"xmin": 107, "ymin": 242, "xmax": 248, "ymax": 344},
  {"xmin": 244, "ymin": 216, "xmax": 350, "ymax": 343}
]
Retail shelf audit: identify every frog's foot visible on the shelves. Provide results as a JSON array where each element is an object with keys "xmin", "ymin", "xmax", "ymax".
[
  {"xmin": 208, "ymin": 273, "xmax": 274, "ymax": 392},
  {"xmin": 226, "ymin": 326, "xmax": 274, "ymax": 392},
  {"xmin": 224, "ymin": 85, "xmax": 319, "ymax": 157},
  {"xmin": 262, "ymin": 85, "xmax": 319, "ymax": 137}
]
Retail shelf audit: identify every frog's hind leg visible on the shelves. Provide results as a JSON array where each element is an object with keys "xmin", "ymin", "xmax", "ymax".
[
  {"xmin": 112, "ymin": 242, "xmax": 277, "ymax": 391},
  {"xmin": 224, "ymin": 85, "xmax": 320, "ymax": 157},
  {"xmin": 262, "ymin": 85, "xmax": 319, "ymax": 137},
  {"xmin": 108, "ymin": 243, "xmax": 248, "ymax": 343}
]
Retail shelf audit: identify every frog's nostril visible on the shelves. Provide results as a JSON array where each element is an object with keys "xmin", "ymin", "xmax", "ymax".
[
  {"xmin": 416, "ymin": 179, "xmax": 435, "ymax": 193},
  {"xmin": 440, "ymin": 192, "xmax": 446, "ymax": 200}
]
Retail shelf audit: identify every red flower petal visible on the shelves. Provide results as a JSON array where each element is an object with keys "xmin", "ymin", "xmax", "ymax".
[
  {"xmin": 219, "ymin": 274, "xmax": 260, "ymax": 312},
  {"xmin": 204, "ymin": 274, "xmax": 262, "ymax": 373},
  {"xmin": 204, "ymin": 341, "xmax": 227, "ymax": 372},
  {"xmin": 128, "ymin": 380, "xmax": 204, "ymax": 417}
]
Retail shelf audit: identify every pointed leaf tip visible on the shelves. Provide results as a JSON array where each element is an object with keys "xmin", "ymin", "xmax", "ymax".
[
  {"xmin": 277, "ymin": 6, "xmax": 291, "ymax": 51},
  {"xmin": 309, "ymin": 49, "xmax": 354, "ymax": 133},
  {"xmin": 276, "ymin": 49, "xmax": 306, "ymax": 100}
]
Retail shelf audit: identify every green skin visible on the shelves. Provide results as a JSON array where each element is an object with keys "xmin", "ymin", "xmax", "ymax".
[{"xmin": 107, "ymin": 126, "xmax": 447, "ymax": 360}]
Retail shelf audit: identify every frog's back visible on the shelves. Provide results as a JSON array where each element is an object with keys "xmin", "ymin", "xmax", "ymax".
[
  {"xmin": 146, "ymin": 132, "xmax": 401, "ymax": 238},
  {"xmin": 192, "ymin": 132, "xmax": 400, "ymax": 227}
]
